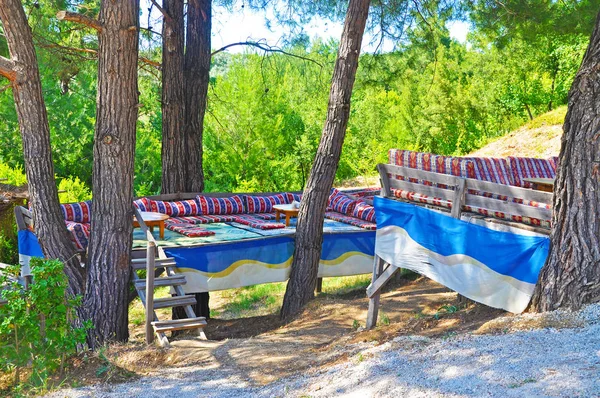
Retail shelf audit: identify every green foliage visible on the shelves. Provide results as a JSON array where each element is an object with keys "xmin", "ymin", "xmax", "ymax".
[
  {"xmin": 0, "ymin": 163, "xmax": 26, "ymax": 187},
  {"xmin": 0, "ymin": 259, "xmax": 89, "ymax": 391},
  {"xmin": 0, "ymin": 2, "xmax": 588, "ymax": 195},
  {"xmin": 57, "ymin": 177, "xmax": 92, "ymax": 203},
  {"xmin": 0, "ymin": 222, "xmax": 18, "ymax": 266}
]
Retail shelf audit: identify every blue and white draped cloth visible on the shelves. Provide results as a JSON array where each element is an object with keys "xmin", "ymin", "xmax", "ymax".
[{"xmin": 374, "ymin": 196, "xmax": 550, "ymax": 313}]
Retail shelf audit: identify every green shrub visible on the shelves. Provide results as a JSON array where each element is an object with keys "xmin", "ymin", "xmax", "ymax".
[
  {"xmin": 0, "ymin": 258, "xmax": 89, "ymax": 391},
  {"xmin": 0, "ymin": 163, "xmax": 26, "ymax": 187},
  {"xmin": 57, "ymin": 177, "xmax": 92, "ymax": 203}
]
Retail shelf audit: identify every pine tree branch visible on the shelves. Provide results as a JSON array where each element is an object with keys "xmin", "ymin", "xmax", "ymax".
[
  {"xmin": 0, "ymin": 56, "xmax": 16, "ymax": 80},
  {"xmin": 38, "ymin": 41, "xmax": 161, "ymax": 69},
  {"xmin": 211, "ymin": 41, "xmax": 324, "ymax": 67},
  {"xmin": 148, "ymin": 0, "xmax": 172, "ymax": 23},
  {"xmin": 56, "ymin": 11, "xmax": 102, "ymax": 32}
]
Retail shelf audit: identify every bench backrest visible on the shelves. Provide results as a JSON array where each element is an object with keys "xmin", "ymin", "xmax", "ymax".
[{"xmin": 378, "ymin": 164, "xmax": 553, "ymax": 226}]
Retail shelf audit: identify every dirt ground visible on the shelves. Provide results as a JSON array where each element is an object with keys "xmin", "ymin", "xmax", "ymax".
[{"xmin": 79, "ymin": 276, "xmax": 505, "ymax": 388}]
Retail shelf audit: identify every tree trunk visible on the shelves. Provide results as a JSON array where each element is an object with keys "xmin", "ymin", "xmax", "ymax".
[
  {"xmin": 183, "ymin": 0, "xmax": 211, "ymax": 192},
  {"xmin": 84, "ymin": 0, "xmax": 139, "ymax": 348},
  {"xmin": 160, "ymin": 0, "xmax": 187, "ymax": 194},
  {"xmin": 530, "ymin": 11, "xmax": 600, "ymax": 311},
  {"xmin": 280, "ymin": 0, "xmax": 370, "ymax": 320},
  {"xmin": 0, "ymin": 0, "xmax": 85, "ymax": 298}
]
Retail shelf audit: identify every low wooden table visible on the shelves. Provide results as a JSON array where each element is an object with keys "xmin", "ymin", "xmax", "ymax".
[
  {"xmin": 273, "ymin": 204, "xmax": 299, "ymax": 227},
  {"xmin": 134, "ymin": 211, "xmax": 169, "ymax": 239},
  {"xmin": 522, "ymin": 177, "xmax": 555, "ymax": 192}
]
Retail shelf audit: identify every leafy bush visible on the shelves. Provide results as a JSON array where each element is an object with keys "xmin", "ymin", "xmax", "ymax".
[
  {"xmin": 0, "ymin": 225, "xmax": 17, "ymax": 266},
  {"xmin": 0, "ymin": 259, "xmax": 89, "ymax": 391},
  {"xmin": 0, "ymin": 163, "xmax": 26, "ymax": 187},
  {"xmin": 57, "ymin": 176, "xmax": 92, "ymax": 203}
]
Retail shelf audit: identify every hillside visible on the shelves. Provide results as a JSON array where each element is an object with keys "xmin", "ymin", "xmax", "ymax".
[{"xmin": 469, "ymin": 106, "xmax": 566, "ymax": 158}]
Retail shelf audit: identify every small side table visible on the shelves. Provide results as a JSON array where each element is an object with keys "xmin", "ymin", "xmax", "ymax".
[
  {"xmin": 273, "ymin": 204, "xmax": 299, "ymax": 227},
  {"xmin": 134, "ymin": 211, "xmax": 170, "ymax": 239}
]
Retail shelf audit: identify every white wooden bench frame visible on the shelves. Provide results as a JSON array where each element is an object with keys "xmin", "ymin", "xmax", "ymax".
[{"xmin": 365, "ymin": 163, "xmax": 553, "ymax": 329}]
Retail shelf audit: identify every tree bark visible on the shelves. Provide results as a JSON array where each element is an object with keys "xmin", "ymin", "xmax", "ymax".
[
  {"xmin": 84, "ymin": 0, "xmax": 139, "ymax": 348},
  {"xmin": 161, "ymin": 0, "xmax": 210, "ymax": 193},
  {"xmin": 183, "ymin": 0, "xmax": 211, "ymax": 192},
  {"xmin": 160, "ymin": 0, "xmax": 187, "ymax": 194},
  {"xmin": 530, "ymin": 11, "xmax": 600, "ymax": 311},
  {"xmin": 280, "ymin": 0, "xmax": 370, "ymax": 320},
  {"xmin": 0, "ymin": 0, "xmax": 85, "ymax": 298}
]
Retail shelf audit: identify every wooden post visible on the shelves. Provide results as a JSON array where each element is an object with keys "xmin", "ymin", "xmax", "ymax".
[
  {"xmin": 316, "ymin": 277, "xmax": 323, "ymax": 293},
  {"xmin": 451, "ymin": 179, "xmax": 466, "ymax": 219},
  {"xmin": 145, "ymin": 240, "xmax": 156, "ymax": 345},
  {"xmin": 366, "ymin": 255, "xmax": 385, "ymax": 329}
]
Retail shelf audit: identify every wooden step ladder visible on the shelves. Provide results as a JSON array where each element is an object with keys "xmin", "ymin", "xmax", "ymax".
[{"xmin": 132, "ymin": 208, "xmax": 207, "ymax": 347}]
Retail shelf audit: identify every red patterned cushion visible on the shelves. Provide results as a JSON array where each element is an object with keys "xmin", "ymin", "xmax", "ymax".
[
  {"xmin": 329, "ymin": 193, "xmax": 357, "ymax": 215},
  {"xmin": 168, "ymin": 215, "xmax": 236, "ymax": 224},
  {"xmin": 233, "ymin": 215, "xmax": 286, "ymax": 230},
  {"xmin": 507, "ymin": 157, "xmax": 556, "ymax": 188},
  {"xmin": 133, "ymin": 197, "xmax": 152, "ymax": 212},
  {"xmin": 324, "ymin": 212, "xmax": 376, "ymax": 230},
  {"xmin": 392, "ymin": 189, "xmax": 453, "ymax": 209},
  {"xmin": 65, "ymin": 221, "xmax": 90, "ymax": 250},
  {"xmin": 252, "ymin": 213, "xmax": 277, "ymax": 220},
  {"xmin": 462, "ymin": 205, "xmax": 550, "ymax": 229},
  {"xmin": 165, "ymin": 223, "xmax": 215, "ymax": 237},
  {"xmin": 196, "ymin": 195, "xmax": 246, "ymax": 215},
  {"xmin": 352, "ymin": 200, "xmax": 376, "ymax": 222},
  {"xmin": 245, "ymin": 194, "xmax": 290, "ymax": 213},
  {"xmin": 467, "ymin": 157, "xmax": 514, "ymax": 185},
  {"xmin": 388, "ymin": 149, "xmax": 476, "ymax": 180},
  {"xmin": 150, "ymin": 199, "xmax": 200, "ymax": 216},
  {"xmin": 549, "ymin": 156, "xmax": 559, "ymax": 173},
  {"xmin": 61, "ymin": 200, "xmax": 92, "ymax": 223}
]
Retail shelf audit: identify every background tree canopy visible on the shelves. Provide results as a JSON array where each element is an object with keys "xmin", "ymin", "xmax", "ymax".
[{"xmin": 0, "ymin": 0, "xmax": 590, "ymax": 197}]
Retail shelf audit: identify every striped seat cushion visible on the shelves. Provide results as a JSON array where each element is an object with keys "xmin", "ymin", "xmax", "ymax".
[
  {"xmin": 467, "ymin": 157, "xmax": 514, "ymax": 186},
  {"xmin": 549, "ymin": 156, "xmax": 559, "ymax": 173},
  {"xmin": 352, "ymin": 200, "xmax": 376, "ymax": 222},
  {"xmin": 392, "ymin": 188, "xmax": 453, "ymax": 209},
  {"xmin": 165, "ymin": 223, "xmax": 215, "ymax": 237},
  {"xmin": 168, "ymin": 215, "xmax": 236, "ymax": 224},
  {"xmin": 133, "ymin": 197, "xmax": 152, "ymax": 212},
  {"xmin": 328, "ymin": 189, "xmax": 358, "ymax": 214},
  {"xmin": 232, "ymin": 215, "xmax": 286, "ymax": 230},
  {"xmin": 324, "ymin": 211, "xmax": 376, "ymax": 230},
  {"xmin": 245, "ymin": 193, "xmax": 290, "ymax": 213},
  {"xmin": 65, "ymin": 221, "xmax": 90, "ymax": 250},
  {"xmin": 462, "ymin": 205, "xmax": 550, "ymax": 229},
  {"xmin": 61, "ymin": 200, "xmax": 92, "ymax": 223},
  {"xmin": 197, "ymin": 195, "xmax": 246, "ymax": 215},
  {"xmin": 507, "ymin": 156, "xmax": 556, "ymax": 188},
  {"xmin": 388, "ymin": 149, "xmax": 476, "ymax": 182},
  {"xmin": 252, "ymin": 212, "xmax": 278, "ymax": 220},
  {"xmin": 150, "ymin": 199, "xmax": 200, "ymax": 216}
]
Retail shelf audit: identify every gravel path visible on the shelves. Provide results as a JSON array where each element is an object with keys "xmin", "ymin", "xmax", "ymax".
[{"xmin": 49, "ymin": 304, "xmax": 600, "ymax": 398}]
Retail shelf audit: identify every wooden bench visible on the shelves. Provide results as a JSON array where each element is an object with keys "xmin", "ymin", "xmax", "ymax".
[{"xmin": 366, "ymin": 164, "xmax": 553, "ymax": 328}]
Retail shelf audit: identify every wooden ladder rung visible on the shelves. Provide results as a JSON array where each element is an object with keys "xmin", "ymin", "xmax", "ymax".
[
  {"xmin": 134, "ymin": 275, "xmax": 186, "ymax": 289},
  {"xmin": 152, "ymin": 317, "xmax": 207, "ymax": 333},
  {"xmin": 152, "ymin": 295, "xmax": 197, "ymax": 309},
  {"xmin": 131, "ymin": 257, "xmax": 175, "ymax": 265},
  {"xmin": 131, "ymin": 260, "xmax": 177, "ymax": 270}
]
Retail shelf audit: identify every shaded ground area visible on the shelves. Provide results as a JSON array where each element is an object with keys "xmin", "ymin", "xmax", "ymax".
[{"xmin": 86, "ymin": 276, "xmax": 504, "ymax": 388}]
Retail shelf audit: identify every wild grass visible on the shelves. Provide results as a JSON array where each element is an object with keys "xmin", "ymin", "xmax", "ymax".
[
  {"xmin": 525, "ymin": 105, "xmax": 567, "ymax": 129},
  {"xmin": 210, "ymin": 274, "xmax": 373, "ymax": 319}
]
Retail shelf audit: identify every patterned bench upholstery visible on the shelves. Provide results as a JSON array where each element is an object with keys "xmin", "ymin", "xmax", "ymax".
[
  {"xmin": 386, "ymin": 149, "xmax": 555, "ymax": 228},
  {"xmin": 65, "ymin": 221, "xmax": 90, "ymax": 250},
  {"xmin": 508, "ymin": 156, "xmax": 556, "ymax": 188},
  {"xmin": 324, "ymin": 211, "xmax": 377, "ymax": 230}
]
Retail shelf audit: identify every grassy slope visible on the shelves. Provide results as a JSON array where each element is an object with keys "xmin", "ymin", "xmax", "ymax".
[{"xmin": 469, "ymin": 106, "xmax": 566, "ymax": 158}]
